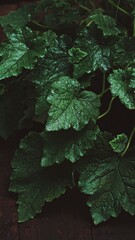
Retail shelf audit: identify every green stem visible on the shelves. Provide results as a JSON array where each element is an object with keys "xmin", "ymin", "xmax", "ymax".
[
  {"xmin": 98, "ymin": 87, "xmax": 110, "ymax": 98},
  {"xmin": 98, "ymin": 97, "xmax": 115, "ymax": 120},
  {"xmin": 133, "ymin": 17, "xmax": 135, "ymax": 36},
  {"xmin": 114, "ymin": 0, "xmax": 121, "ymax": 20},
  {"xmin": 121, "ymin": 126, "xmax": 135, "ymax": 157},
  {"xmin": 125, "ymin": 62, "xmax": 132, "ymax": 70},
  {"xmin": 79, "ymin": 3, "xmax": 91, "ymax": 12},
  {"xmin": 74, "ymin": 0, "xmax": 91, "ymax": 12},
  {"xmin": 99, "ymin": 72, "xmax": 106, "ymax": 98},
  {"xmin": 30, "ymin": 20, "xmax": 48, "ymax": 29},
  {"xmin": 72, "ymin": 166, "xmax": 76, "ymax": 186},
  {"xmin": 102, "ymin": 72, "xmax": 106, "ymax": 92},
  {"xmin": 89, "ymin": 0, "xmax": 95, "ymax": 9},
  {"xmin": 108, "ymin": 0, "xmax": 131, "ymax": 16}
]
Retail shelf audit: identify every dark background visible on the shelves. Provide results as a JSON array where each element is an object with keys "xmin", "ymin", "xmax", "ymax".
[{"xmin": 0, "ymin": 0, "xmax": 30, "ymax": 3}]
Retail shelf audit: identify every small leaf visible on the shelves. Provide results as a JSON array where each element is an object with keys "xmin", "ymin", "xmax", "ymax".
[
  {"xmin": 109, "ymin": 133, "xmax": 128, "ymax": 153},
  {"xmin": 108, "ymin": 68, "xmax": 135, "ymax": 109},
  {"xmin": 68, "ymin": 48, "xmax": 88, "ymax": 63},
  {"xmin": 46, "ymin": 76, "xmax": 100, "ymax": 131},
  {"xmin": 90, "ymin": 13, "xmax": 120, "ymax": 36}
]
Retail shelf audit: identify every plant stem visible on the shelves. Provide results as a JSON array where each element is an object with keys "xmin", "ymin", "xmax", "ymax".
[
  {"xmin": 121, "ymin": 126, "xmax": 135, "ymax": 157},
  {"xmin": 86, "ymin": 20, "xmax": 94, "ymax": 27},
  {"xmin": 72, "ymin": 166, "xmax": 76, "ymax": 186},
  {"xmin": 99, "ymin": 72, "xmax": 106, "ymax": 98},
  {"xmin": 98, "ymin": 86, "xmax": 110, "ymax": 98},
  {"xmin": 89, "ymin": 0, "xmax": 95, "ymax": 9},
  {"xmin": 98, "ymin": 96, "xmax": 115, "ymax": 120},
  {"xmin": 74, "ymin": 0, "xmax": 91, "ymax": 12},
  {"xmin": 114, "ymin": 0, "xmax": 121, "ymax": 20},
  {"xmin": 79, "ymin": 3, "xmax": 91, "ymax": 12},
  {"xmin": 108, "ymin": 0, "xmax": 131, "ymax": 16},
  {"xmin": 133, "ymin": 16, "xmax": 135, "ymax": 36},
  {"xmin": 102, "ymin": 72, "xmax": 106, "ymax": 92},
  {"xmin": 30, "ymin": 20, "xmax": 48, "ymax": 29}
]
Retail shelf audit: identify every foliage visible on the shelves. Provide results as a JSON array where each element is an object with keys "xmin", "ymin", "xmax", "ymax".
[{"xmin": 0, "ymin": 0, "xmax": 135, "ymax": 224}]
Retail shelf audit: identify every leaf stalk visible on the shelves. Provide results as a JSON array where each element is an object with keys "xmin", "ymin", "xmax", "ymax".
[
  {"xmin": 98, "ymin": 97, "xmax": 115, "ymax": 120},
  {"xmin": 108, "ymin": 0, "xmax": 130, "ymax": 16},
  {"xmin": 133, "ymin": 17, "xmax": 135, "ymax": 36},
  {"xmin": 30, "ymin": 20, "xmax": 47, "ymax": 29},
  {"xmin": 121, "ymin": 126, "xmax": 135, "ymax": 157}
]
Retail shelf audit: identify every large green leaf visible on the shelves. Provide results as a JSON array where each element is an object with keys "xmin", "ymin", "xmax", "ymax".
[
  {"xmin": 41, "ymin": 122, "xmax": 99, "ymax": 167},
  {"xmin": 46, "ymin": 76, "xmax": 100, "ymax": 131},
  {"xmin": 0, "ymin": 27, "xmax": 49, "ymax": 80},
  {"xmin": 108, "ymin": 68, "xmax": 135, "ymax": 109},
  {"xmin": 31, "ymin": 33, "xmax": 72, "ymax": 117},
  {"xmin": 9, "ymin": 132, "xmax": 73, "ymax": 222},
  {"xmin": 78, "ymin": 132, "xmax": 135, "ymax": 224},
  {"xmin": 38, "ymin": 0, "xmax": 80, "ymax": 30},
  {"xmin": 0, "ymin": 4, "xmax": 35, "ymax": 30},
  {"xmin": 69, "ymin": 26, "xmax": 115, "ymax": 78}
]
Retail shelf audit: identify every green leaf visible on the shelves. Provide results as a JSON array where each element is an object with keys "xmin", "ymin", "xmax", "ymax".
[
  {"xmin": 31, "ymin": 34, "xmax": 72, "ymax": 117},
  {"xmin": 0, "ymin": 81, "xmax": 26, "ymax": 139},
  {"xmin": 46, "ymin": 76, "xmax": 100, "ymax": 131},
  {"xmin": 39, "ymin": 0, "xmax": 80, "ymax": 29},
  {"xmin": 90, "ymin": 13, "xmax": 120, "ymax": 36},
  {"xmin": 0, "ymin": 27, "xmax": 49, "ymax": 80},
  {"xmin": 69, "ymin": 27, "xmax": 114, "ymax": 78},
  {"xmin": 41, "ymin": 122, "xmax": 99, "ymax": 167},
  {"xmin": 78, "ymin": 132, "xmax": 135, "ymax": 224},
  {"xmin": 77, "ymin": 132, "xmax": 113, "ymax": 172},
  {"xmin": 68, "ymin": 47, "xmax": 88, "ymax": 63},
  {"xmin": 0, "ymin": 4, "xmax": 35, "ymax": 30},
  {"xmin": 9, "ymin": 132, "xmax": 73, "ymax": 222},
  {"xmin": 113, "ymin": 37, "xmax": 135, "ymax": 67},
  {"xmin": 108, "ymin": 68, "xmax": 135, "ymax": 109},
  {"xmin": 109, "ymin": 133, "xmax": 128, "ymax": 153}
]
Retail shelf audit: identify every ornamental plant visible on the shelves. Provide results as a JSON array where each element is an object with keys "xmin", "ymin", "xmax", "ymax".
[{"xmin": 0, "ymin": 0, "xmax": 135, "ymax": 224}]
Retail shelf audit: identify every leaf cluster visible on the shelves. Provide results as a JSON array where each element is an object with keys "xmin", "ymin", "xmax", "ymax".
[{"xmin": 0, "ymin": 0, "xmax": 135, "ymax": 224}]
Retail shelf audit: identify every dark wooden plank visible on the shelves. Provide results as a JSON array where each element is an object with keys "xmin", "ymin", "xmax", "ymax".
[
  {"xmin": 19, "ymin": 192, "xmax": 93, "ymax": 240},
  {"xmin": 0, "ymin": 139, "xmax": 19, "ymax": 240},
  {"xmin": 92, "ymin": 214, "xmax": 135, "ymax": 240},
  {"xmin": 0, "ymin": 197, "xmax": 19, "ymax": 240},
  {"xmin": 59, "ymin": 210, "xmax": 92, "ymax": 240},
  {"xmin": 93, "ymin": 225, "xmax": 135, "ymax": 240}
]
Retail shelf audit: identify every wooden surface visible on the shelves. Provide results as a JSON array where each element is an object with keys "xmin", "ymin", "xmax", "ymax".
[{"xmin": 0, "ymin": 133, "xmax": 135, "ymax": 240}]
